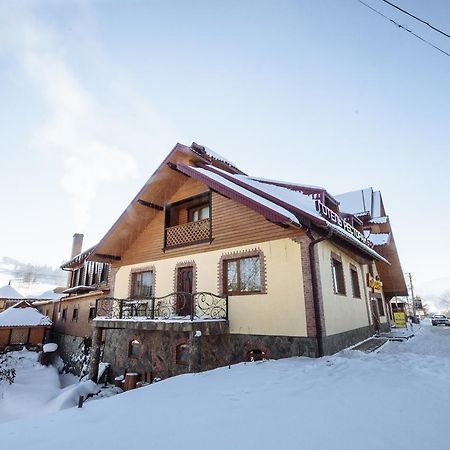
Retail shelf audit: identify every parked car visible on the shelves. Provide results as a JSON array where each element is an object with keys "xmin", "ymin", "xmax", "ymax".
[{"xmin": 431, "ymin": 314, "xmax": 450, "ymax": 326}]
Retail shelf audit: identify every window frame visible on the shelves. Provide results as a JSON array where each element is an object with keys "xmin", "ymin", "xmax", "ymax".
[
  {"xmin": 130, "ymin": 270, "xmax": 154, "ymax": 299},
  {"xmin": 350, "ymin": 265, "xmax": 361, "ymax": 299},
  {"xmin": 72, "ymin": 307, "xmax": 79, "ymax": 321},
  {"xmin": 188, "ymin": 203, "xmax": 210, "ymax": 222},
  {"xmin": 88, "ymin": 306, "xmax": 96, "ymax": 321},
  {"xmin": 61, "ymin": 308, "xmax": 67, "ymax": 321},
  {"xmin": 331, "ymin": 253, "xmax": 346, "ymax": 296},
  {"xmin": 223, "ymin": 255, "xmax": 262, "ymax": 296}
]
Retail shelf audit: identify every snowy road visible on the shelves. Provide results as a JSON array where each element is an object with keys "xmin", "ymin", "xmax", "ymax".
[{"xmin": 1, "ymin": 320, "xmax": 449, "ymax": 450}]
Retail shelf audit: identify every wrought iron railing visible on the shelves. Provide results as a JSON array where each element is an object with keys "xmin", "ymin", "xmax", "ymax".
[
  {"xmin": 95, "ymin": 291, "xmax": 228, "ymax": 321},
  {"xmin": 165, "ymin": 219, "xmax": 210, "ymax": 247}
]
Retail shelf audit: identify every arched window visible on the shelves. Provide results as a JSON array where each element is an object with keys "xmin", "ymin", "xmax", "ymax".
[
  {"xmin": 128, "ymin": 339, "xmax": 141, "ymax": 358},
  {"xmin": 247, "ymin": 349, "xmax": 266, "ymax": 362},
  {"xmin": 176, "ymin": 343, "xmax": 190, "ymax": 365}
]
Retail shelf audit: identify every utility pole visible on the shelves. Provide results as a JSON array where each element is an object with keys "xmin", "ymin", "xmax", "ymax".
[{"xmin": 405, "ymin": 272, "xmax": 416, "ymax": 318}]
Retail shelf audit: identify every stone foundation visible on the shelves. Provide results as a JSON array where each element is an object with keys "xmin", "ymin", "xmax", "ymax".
[
  {"xmin": 322, "ymin": 325, "xmax": 373, "ymax": 355},
  {"xmin": 100, "ymin": 328, "xmax": 318, "ymax": 382}
]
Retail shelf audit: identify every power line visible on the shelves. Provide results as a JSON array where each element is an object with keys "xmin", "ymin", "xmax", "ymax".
[
  {"xmin": 379, "ymin": 0, "xmax": 450, "ymax": 39},
  {"xmin": 358, "ymin": 0, "xmax": 450, "ymax": 58}
]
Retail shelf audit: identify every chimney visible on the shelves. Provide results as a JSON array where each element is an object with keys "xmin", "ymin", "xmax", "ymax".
[{"xmin": 71, "ymin": 233, "xmax": 84, "ymax": 258}]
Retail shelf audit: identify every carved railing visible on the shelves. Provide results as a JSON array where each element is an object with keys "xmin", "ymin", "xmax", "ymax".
[
  {"xmin": 165, "ymin": 219, "xmax": 210, "ymax": 247},
  {"xmin": 95, "ymin": 292, "xmax": 227, "ymax": 321}
]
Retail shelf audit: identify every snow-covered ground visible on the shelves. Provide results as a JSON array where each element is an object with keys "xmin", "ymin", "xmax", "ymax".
[
  {"xmin": 0, "ymin": 351, "xmax": 99, "ymax": 423},
  {"xmin": 1, "ymin": 320, "xmax": 449, "ymax": 449}
]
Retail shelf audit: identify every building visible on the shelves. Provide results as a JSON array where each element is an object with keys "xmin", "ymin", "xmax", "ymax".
[
  {"xmin": 87, "ymin": 142, "xmax": 406, "ymax": 382},
  {"xmin": 0, "ymin": 282, "xmax": 25, "ymax": 313},
  {"xmin": 34, "ymin": 234, "xmax": 110, "ymax": 374},
  {"xmin": 0, "ymin": 300, "xmax": 52, "ymax": 351}
]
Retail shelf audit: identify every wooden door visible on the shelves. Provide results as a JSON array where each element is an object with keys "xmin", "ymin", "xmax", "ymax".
[{"xmin": 176, "ymin": 267, "xmax": 193, "ymax": 316}]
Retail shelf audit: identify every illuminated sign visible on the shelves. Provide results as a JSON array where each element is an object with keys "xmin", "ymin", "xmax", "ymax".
[
  {"xmin": 367, "ymin": 274, "xmax": 383, "ymax": 290},
  {"xmin": 315, "ymin": 200, "xmax": 374, "ymax": 248}
]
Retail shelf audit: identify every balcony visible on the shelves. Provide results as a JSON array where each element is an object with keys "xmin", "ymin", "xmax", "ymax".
[
  {"xmin": 95, "ymin": 291, "xmax": 228, "ymax": 322},
  {"xmin": 165, "ymin": 218, "xmax": 211, "ymax": 248}
]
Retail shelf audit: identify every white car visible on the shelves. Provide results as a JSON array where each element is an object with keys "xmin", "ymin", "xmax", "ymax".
[{"xmin": 431, "ymin": 314, "xmax": 450, "ymax": 326}]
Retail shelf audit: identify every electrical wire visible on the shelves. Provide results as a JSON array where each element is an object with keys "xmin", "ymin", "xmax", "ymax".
[
  {"xmin": 358, "ymin": 0, "xmax": 450, "ymax": 58},
  {"xmin": 379, "ymin": 0, "xmax": 450, "ymax": 39}
]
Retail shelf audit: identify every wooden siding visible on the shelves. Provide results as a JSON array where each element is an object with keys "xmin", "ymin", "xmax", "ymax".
[{"xmin": 120, "ymin": 180, "xmax": 303, "ymax": 266}]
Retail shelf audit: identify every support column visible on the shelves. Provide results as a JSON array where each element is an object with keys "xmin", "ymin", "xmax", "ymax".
[{"xmin": 88, "ymin": 327, "xmax": 103, "ymax": 382}]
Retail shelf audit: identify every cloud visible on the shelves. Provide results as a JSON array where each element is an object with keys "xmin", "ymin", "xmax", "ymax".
[{"xmin": 0, "ymin": 2, "xmax": 138, "ymax": 230}]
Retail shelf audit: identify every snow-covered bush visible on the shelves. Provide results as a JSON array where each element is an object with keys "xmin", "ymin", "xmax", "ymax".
[{"xmin": 0, "ymin": 354, "xmax": 16, "ymax": 384}]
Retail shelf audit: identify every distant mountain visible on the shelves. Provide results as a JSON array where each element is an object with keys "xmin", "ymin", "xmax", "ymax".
[{"xmin": 0, "ymin": 256, "xmax": 66, "ymax": 298}]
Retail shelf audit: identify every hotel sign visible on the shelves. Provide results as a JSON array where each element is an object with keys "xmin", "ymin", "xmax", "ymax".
[
  {"xmin": 315, "ymin": 200, "xmax": 374, "ymax": 248},
  {"xmin": 367, "ymin": 274, "xmax": 383, "ymax": 290}
]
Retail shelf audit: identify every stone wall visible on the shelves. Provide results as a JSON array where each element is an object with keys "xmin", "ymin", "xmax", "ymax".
[
  {"xmin": 51, "ymin": 332, "xmax": 92, "ymax": 377},
  {"xmin": 322, "ymin": 325, "xmax": 373, "ymax": 355},
  {"xmin": 100, "ymin": 329, "xmax": 318, "ymax": 382}
]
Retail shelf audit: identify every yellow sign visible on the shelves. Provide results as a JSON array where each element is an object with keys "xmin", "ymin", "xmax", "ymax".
[
  {"xmin": 394, "ymin": 312, "xmax": 407, "ymax": 328},
  {"xmin": 367, "ymin": 274, "xmax": 383, "ymax": 291}
]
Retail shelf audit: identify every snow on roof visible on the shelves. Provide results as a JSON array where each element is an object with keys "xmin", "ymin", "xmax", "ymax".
[
  {"xmin": 334, "ymin": 189, "xmax": 372, "ymax": 216},
  {"xmin": 182, "ymin": 164, "xmax": 387, "ymax": 263},
  {"xmin": 367, "ymin": 233, "xmax": 390, "ymax": 246},
  {"xmin": 34, "ymin": 290, "xmax": 65, "ymax": 300},
  {"xmin": 0, "ymin": 284, "xmax": 25, "ymax": 299},
  {"xmin": 369, "ymin": 216, "xmax": 388, "ymax": 224},
  {"xmin": 183, "ymin": 165, "xmax": 300, "ymax": 224},
  {"xmin": 0, "ymin": 301, "xmax": 52, "ymax": 327},
  {"xmin": 249, "ymin": 177, "xmax": 326, "ymax": 192},
  {"xmin": 203, "ymin": 146, "xmax": 239, "ymax": 170}
]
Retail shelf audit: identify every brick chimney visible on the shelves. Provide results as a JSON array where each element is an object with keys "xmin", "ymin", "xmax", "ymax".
[{"xmin": 71, "ymin": 233, "xmax": 84, "ymax": 258}]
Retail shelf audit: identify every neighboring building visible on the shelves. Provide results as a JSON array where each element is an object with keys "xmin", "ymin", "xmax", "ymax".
[
  {"xmin": 86, "ymin": 142, "xmax": 406, "ymax": 382},
  {"xmin": 0, "ymin": 300, "xmax": 52, "ymax": 351},
  {"xmin": 34, "ymin": 234, "xmax": 110, "ymax": 374},
  {"xmin": 0, "ymin": 282, "xmax": 25, "ymax": 313}
]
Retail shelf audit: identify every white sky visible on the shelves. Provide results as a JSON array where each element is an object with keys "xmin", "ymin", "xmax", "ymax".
[{"xmin": 0, "ymin": 0, "xmax": 449, "ymax": 294}]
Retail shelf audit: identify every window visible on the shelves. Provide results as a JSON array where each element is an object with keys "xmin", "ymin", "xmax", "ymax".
[
  {"xmin": 188, "ymin": 204, "xmax": 210, "ymax": 222},
  {"xmin": 176, "ymin": 343, "xmax": 190, "ymax": 365},
  {"xmin": 224, "ymin": 256, "xmax": 261, "ymax": 295},
  {"xmin": 350, "ymin": 266, "xmax": 361, "ymax": 298},
  {"xmin": 131, "ymin": 271, "xmax": 153, "ymax": 298},
  {"xmin": 377, "ymin": 298, "xmax": 385, "ymax": 317},
  {"xmin": 88, "ymin": 306, "xmax": 96, "ymax": 320},
  {"xmin": 331, "ymin": 255, "xmax": 346, "ymax": 295},
  {"xmin": 61, "ymin": 308, "xmax": 67, "ymax": 321},
  {"xmin": 45, "ymin": 309, "xmax": 50, "ymax": 317},
  {"xmin": 128, "ymin": 339, "xmax": 141, "ymax": 358},
  {"xmin": 72, "ymin": 308, "xmax": 79, "ymax": 321}
]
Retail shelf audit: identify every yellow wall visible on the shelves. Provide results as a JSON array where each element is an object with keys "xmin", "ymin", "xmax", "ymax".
[
  {"xmin": 316, "ymin": 241, "xmax": 371, "ymax": 336},
  {"xmin": 114, "ymin": 238, "xmax": 308, "ymax": 337}
]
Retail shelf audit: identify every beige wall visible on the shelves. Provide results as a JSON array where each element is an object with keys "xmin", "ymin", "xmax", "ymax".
[
  {"xmin": 316, "ymin": 241, "xmax": 371, "ymax": 336},
  {"xmin": 361, "ymin": 263, "xmax": 388, "ymax": 324},
  {"xmin": 114, "ymin": 238, "xmax": 308, "ymax": 338}
]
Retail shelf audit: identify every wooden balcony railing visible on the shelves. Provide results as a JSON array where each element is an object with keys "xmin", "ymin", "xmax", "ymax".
[{"xmin": 165, "ymin": 218, "xmax": 211, "ymax": 248}]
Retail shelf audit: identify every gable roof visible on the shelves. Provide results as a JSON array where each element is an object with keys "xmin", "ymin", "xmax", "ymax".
[
  {"xmin": 0, "ymin": 300, "xmax": 52, "ymax": 327},
  {"xmin": 0, "ymin": 284, "xmax": 25, "ymax": 300},
  {"xmin": 91, "ymin": 143, "xmax": 390, "ymax": 264}
]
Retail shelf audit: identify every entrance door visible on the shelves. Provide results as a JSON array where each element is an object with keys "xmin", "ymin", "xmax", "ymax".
[
  {"xmin": 176, "ymin": 267, "xmax": 193, "ymax": 316},
  {"xmin": 371, "ymin": 298, "xmax": 380, "ymax": 333}
]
